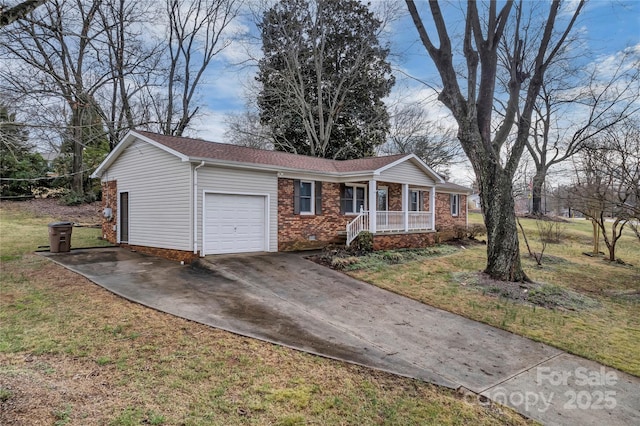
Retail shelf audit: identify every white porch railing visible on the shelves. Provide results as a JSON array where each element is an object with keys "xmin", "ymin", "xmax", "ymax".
[
  {"xmin": 346, "ymin": 210, "xmax": 369, "ymax": 246},
  {"xmin": 377, "ymin": 211, "xmax": 433, "ymax": 231},
  {"xmin": 346, "ymin": 210, "xmax": 433, "ymax": 246},
  {"xmin": 408, "ymin": 212, "xmax": 433, "ymax": 230}
]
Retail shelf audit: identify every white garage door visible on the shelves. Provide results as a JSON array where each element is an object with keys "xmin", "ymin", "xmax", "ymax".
[{"xmin": 204, "ymin": 193, "xmax": 266, "ymax": 255}]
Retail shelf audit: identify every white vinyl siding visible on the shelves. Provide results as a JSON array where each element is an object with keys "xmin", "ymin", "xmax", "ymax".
[
  {"xmin": 103, "ymin": 138, "xmax": 192, "ymax": 250},
  {"xmin": 379, "ymin": 160, "xmax": 436, "ymax": 186},
  {"xmin": 197, "ymin": 166, "xmax": 278, "ymax": 253}
]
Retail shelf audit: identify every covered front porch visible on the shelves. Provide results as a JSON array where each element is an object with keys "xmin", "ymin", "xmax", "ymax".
[{"xmin": 346, "ymin": 180, "xmax": 436, "ymax": 246}]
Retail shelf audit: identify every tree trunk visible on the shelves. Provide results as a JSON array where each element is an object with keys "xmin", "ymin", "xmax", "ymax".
[
  {"xmin": 71, "ymin": 107, "xmax": 84, "ymax": 195},
  {"xmin": 531, "ymin": 170, "xmax": 545, "ymax": 215},
  {"xmin": 479, "ymin": 165, "xmax": 529, "ymax": 282},
  {"xmin": 0, "ymin": 0, "xmax": 45, "ymax": 27}
]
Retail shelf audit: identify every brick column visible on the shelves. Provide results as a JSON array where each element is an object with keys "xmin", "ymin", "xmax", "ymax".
[{"xmin": 101, "ymin": 180, "xmax": 117, "ymax": 243}]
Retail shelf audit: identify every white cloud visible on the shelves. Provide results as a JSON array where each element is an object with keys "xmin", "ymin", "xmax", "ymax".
[{"xmin": 189, "ymin": 107, "xmax": 229, "ymax": 142}]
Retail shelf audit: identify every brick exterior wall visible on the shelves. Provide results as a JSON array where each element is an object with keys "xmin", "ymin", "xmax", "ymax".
[
  {"xmin": 434, "ymin": 193, "xmax": 467, "ymax": 238},
  {"xmin": 120, "ymin": 244, "xmax": 198, "ymax": 264},
  {"xmin": 384, "ymin": 182, "xmax": 402, "ymax": 210},
  {"xmin": 101, "ymin": 180, "xmax": 118, "ymax": 244},
  {"xmin": 277, "ymin": 179, "xmax": 468, "ymax": 251},
  {"xmin": 278, "ymin": 179, "xmax": 351, "ymax": 251}
]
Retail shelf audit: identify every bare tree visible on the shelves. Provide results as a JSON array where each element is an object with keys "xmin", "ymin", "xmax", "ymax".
[
  {"xmin": 0, "ymin": 0, "xmax": 168, "ymax": 191},
  {"xmin": 0, "ymin": 0, "xmax": 45, "ymax": 27},
  {"xmin": 148, "ymin": 0, "xmax": 241, "ymax": 137},
  {"xmin": 1, "ymin": 0, "xmax": 108, "ymax": 194},
  {"xmin": 527, "ymin": 48, "xmax": 640, "ymax": 215},
  {"xmin": 405, "ymin": 0, "xmax": 584, "ymax": 281},
  {"xmin": 383, "ymin": 103, "xmax": 463, "ymax": 176},
  {"xmin": 224, "ymin": 107, "xmax": 273, "ymax": 150},
  {"xmin": 93, "ymin": 0, "xmax": 164, "ymax": 149},
  {"xmin": 570, "ymin": 120, "xmax": 640, "ymax": 261}
]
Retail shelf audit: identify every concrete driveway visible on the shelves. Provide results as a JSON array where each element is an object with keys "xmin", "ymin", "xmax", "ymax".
[{"xmin": 43, "ymin": 248, "xmax": 639, "ymax": 426}]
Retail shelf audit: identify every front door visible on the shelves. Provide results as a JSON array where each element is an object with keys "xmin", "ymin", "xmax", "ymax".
[{"xmin": 119, "ymin": 192, "xmax": 129, "ymax": 243}]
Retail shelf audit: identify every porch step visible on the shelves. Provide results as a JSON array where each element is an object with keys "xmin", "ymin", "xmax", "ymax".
[{"xmin": 334, "ymin": 233, "xmax": 347, "ymax": 246}]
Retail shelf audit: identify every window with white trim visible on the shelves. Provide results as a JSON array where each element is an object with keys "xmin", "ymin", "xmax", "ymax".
[
  {"xmin": 450, "ymin": 194, "xmax": 460, "ymax": 217},
  {"xmin": 377, "ymin": 186, "xmax": 388, "ymax": 212},
  {"xmin": 341, "ymin": 184, "xmax": 366, "ymax": 214},
  {"xmin": 293, "ymin": 180, "xmax": 322, "ymax": 215},
  {"xmin": 410, "ymin": 190, "xmax": 422, "ymax": 212},
  {"xmin": 299, "ymin": 180, "xmax": 314, "ymax": 214}
]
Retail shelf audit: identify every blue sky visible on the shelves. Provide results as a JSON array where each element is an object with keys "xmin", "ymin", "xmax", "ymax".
[{"xmin": 191, "ymin": 0, "xmax": 640, "ymax": 183}]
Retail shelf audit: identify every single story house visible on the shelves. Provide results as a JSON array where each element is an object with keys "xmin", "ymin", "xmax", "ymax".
[{"xmin": 91, "ymin": 130, "xmax": 471, "ymax": 262}]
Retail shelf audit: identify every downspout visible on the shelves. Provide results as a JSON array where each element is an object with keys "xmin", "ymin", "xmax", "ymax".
[{"xmin": 193, "ymin": 161, "xmax": 205, "ymax": 254}]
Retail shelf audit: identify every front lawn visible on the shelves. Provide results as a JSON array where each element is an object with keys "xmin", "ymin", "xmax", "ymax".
[
  {"xmin": 0, "ymin": 204, "xmax": 532, "ymax": 425},
  {"xmin": 348, "ymin": 213, "xmax": 640, "ymax": 376}
]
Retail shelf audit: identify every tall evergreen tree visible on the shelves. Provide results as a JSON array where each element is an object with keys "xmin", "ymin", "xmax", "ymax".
[
  {"xmin": 0, "ymin": 104, "xmax": 48, "ymax": 196},
  {"xmin": 257, "ymin": 0, "xmax": 394, "ymax": 160}
]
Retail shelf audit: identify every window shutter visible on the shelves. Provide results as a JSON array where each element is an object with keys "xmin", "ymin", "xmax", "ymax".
[
  {"xmin": 339, "ymin": 183, "xmax": 345, "ymax": 214},
  {"xmin": 293, "ymin": 179, "xmax": 300, "ymax": 214},
  {"xmin": 315, "ymin": 181, "xmax": 322, "ymax": 215}
]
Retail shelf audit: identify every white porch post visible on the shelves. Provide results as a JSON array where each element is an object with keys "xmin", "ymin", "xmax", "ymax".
[
  {"xmin": 430, "ymin": 186, "xmax": 436, "ymax": 231},
  {"xmin": 402, "ymin": 183, "xmax": 409, "ymax": 232},
  {"xmin": 368, "ymin": 179, "xmax": 377, "ymax": 233},
  {"xmin": 465, "ymin": 193, "xmax": 469, "ymax": 227}
]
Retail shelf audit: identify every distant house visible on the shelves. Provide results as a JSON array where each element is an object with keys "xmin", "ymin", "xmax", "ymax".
[
  {"xmin": 91, "ymin": 131, "xmax": 471, "ymax": 262},
  {"xmin": 38, "ymin": 150, "xmax": 59, "ymax": 167},
  {"xmin": 39, "ymin": 150, "xmax": 59, "ymax": 177},
  {"xmin": 468, "ymin": 193, "xmax": 481, "ymax": 210}
]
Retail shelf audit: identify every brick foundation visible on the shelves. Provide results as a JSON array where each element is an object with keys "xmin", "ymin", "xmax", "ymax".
[
  {"xmin": 101, "ymin": 180, "xmax": 118, "ymax": 244},
  {"xmin": 120, "ymin": 244, "xmax": 199, "ymax": 264},
  {"xmin": 372, "ymin": 232, "xmax": 437, "ymax": 251}
]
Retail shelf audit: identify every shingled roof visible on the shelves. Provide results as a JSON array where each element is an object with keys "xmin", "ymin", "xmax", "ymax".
[{"xmin": 135, "ymin": 130, "xmax": 407, "ymax": 174}]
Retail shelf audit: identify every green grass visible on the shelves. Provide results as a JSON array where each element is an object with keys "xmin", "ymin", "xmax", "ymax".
[
  {"xmin": 351, "ymin": 213, "xmax": 640, "ymax": 376},
  {"xmin": 0, "ymin": 208, "xmax": 111, "ymax": 257},
  {"xmin": 0, "ymin": 206, "xmax": 533, "ymax": 425},
  {"xmin": 0, "ymin": 387, "xmax": 13, "ymax": 402}
]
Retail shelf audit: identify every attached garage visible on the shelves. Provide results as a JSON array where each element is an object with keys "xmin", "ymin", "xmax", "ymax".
[
  {"xmin": 92, "ymin": 130, "xmax": 462, "ymax": 263},
  {"xmin": 203, "ymin": 193, "xmax": 268, "ymax": 255}
]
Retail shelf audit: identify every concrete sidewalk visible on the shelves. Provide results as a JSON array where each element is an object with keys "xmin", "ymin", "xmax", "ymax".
[{"xmin": 42, "ymin": 248, "xmax": 640, "ymax": 425}]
